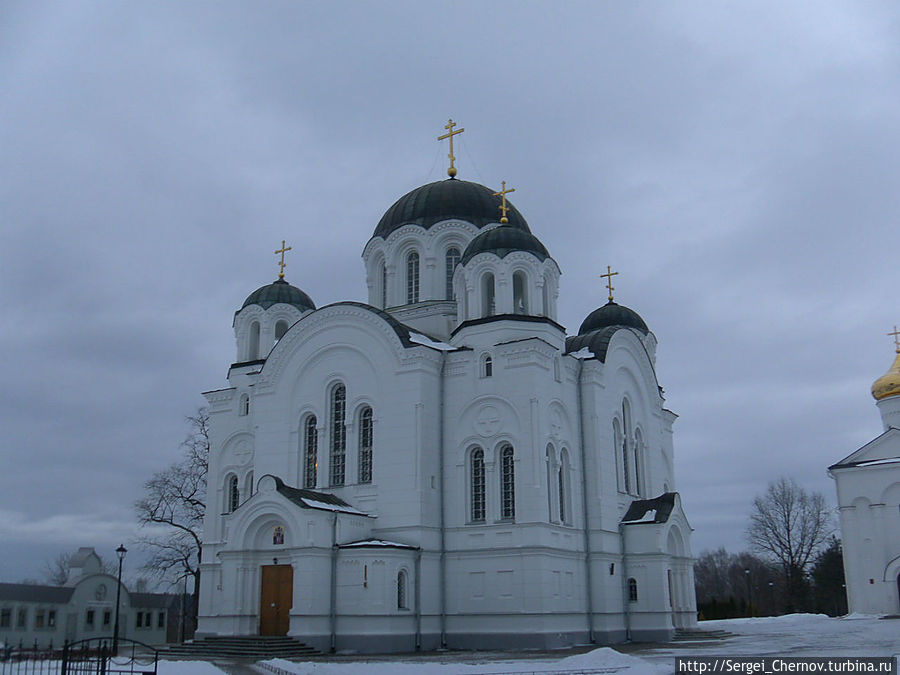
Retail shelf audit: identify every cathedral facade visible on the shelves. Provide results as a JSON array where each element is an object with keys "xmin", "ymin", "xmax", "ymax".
[
  {"xmin": 197, "ymin": 150, "xmax": 696, "ymax": 652},
  {"xmin": 829, "ymin": 337, "xmax": 900, "ymax": 614}
]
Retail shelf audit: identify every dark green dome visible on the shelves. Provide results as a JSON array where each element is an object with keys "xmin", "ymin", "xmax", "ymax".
[
  {"xmin": 242, "ymin": 279, "xmax": 315, "ymax": 312},
  {"xmin": 374, "ymin": 178, "xmax": 530, "ymax": 239},
  {"xmin": 578, "ymin": 301, "xmax": 648, "ymax": 336},
  {"xmin": 460, "ymin": 225, "xmax": 549, "ymax": 266}
]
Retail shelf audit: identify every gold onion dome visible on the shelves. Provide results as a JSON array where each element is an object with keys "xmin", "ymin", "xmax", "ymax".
[{"xmin": 872, "ymin": 351, "xmax": 900, "ymax": 401}]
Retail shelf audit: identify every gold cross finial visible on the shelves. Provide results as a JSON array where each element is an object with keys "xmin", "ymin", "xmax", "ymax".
[
  {"xmin": 600, "ymin": 265, "xmax": 618, "ymax": 302},
  {"xmin": 274, "ymin": 240, "xmax": 292, "ymax": 279},
  {"xmin": 437, "ymin": 118, "xmax": 465, "ymax": 178},
  {"xmin": 889, "ymin": 325, "xmax": 900, "ymax": 353},
  {"xmin": 493, "ymin": 180, "xmax": 516, "ymax": 224}
]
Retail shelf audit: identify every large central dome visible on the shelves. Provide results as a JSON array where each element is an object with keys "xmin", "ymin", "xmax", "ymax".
[{"xmin": 373, "ymin": 178, "xmax": 530, "ymax": 239}]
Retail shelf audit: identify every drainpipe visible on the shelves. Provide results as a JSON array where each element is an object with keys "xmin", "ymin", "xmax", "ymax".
[
  {"xmin": 619, "ymin": 521, "xmax": 631, "ymax": 641},
  {"xmin": 438, "ymin": 352, "xmax": 448, "ymax": 648},
  {"xmin": 414, "ymin": 548, "xmax": 422, "ymax": 650},
  {"xmin": 576, "ymin": 359, "xmax": 595, "ymax": 644},
  {"xmin": 329, "ymin": 512, "xmax": 338, "ymax": 653}
]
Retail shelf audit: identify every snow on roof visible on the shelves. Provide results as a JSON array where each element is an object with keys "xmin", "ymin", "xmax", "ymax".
[
  {"xmin": 409, "ymin": 332, "xmax": 455, "ymax": 351},
  {"xmin": 568, "ymin": 346, "xmax": 594, "ymax": 360},
  {"xmin": 854, "ymin": 457, "xmax": 900, "ymax": 467},
  {"xmin": 622, "ymin": 508, "xmax": 657, "ymax": 524},
  {"xmin": 299, "ymin": 497, "xmax": 369, "ymax": 516},
  {"xmin": 339, "ymin": 539, "xmax": 418, "ymax": 550}
]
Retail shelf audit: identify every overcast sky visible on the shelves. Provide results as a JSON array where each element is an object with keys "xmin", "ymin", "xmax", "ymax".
[{"xmin": 1, "ymin": 1, "xmax": 899, "ymax": 585}]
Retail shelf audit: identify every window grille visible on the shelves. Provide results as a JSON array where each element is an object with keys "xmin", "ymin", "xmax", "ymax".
[
  {"xmin": 304, "ymin": 416, "xmax": 318, "ymax": 488},
  {"xmin": 330, "ymin": 385, "xmax": 346, "ymax": 486},
  {"xmin": 445, "ymin": 247, "xmax": 460, "ymax": 300},
  {"xmin": 228, "ymin": 475, "xmax": 239, "ymax": 512},
  {"xmin": 471, "ymin": 449, "xmax": 485, "ymax": 522},
  {"xmin": 501, "ymin": 445, "xmax": 515, "ymax": 520},
  {"xmin": 407, "ymin": 251, "xmax": 419, "ymax": 304},
  {"xmin": 397, "ymin": 570, "xmax": 408, "ymax": 609},
  {"xmin": 358, "ymin": 407, "xmax": 373, "ymax": 483}
]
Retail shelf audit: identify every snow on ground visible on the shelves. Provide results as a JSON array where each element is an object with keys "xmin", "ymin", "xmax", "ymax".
[
  {"xmin": 262, "ymin": 646, "xmax": 667, "ymax": 674},
  {"xmin": 151, "ymin": 615, "xmax": 900, "ymax": 674}
]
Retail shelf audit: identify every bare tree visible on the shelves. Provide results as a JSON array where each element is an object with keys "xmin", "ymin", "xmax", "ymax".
[
  {"xmin": 135, "ymin": 408, "xmax": 208, "ymax": 622},
  {"xmin": 747, "ymin": 477, "xmax": 831, "ymax": 611}
]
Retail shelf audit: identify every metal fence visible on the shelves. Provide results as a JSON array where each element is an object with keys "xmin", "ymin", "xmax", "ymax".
[{"xmin": 1, "ymin": 638, "xmax": 157, "ymax": 675}]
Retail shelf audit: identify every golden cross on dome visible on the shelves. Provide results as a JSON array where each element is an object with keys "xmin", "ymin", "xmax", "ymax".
[
  {"xmin": 274, "ymin": 240, "xmax": 292, "ymax": 279},
  {"xmin": 493, "ymin": 180, "xmax": 516, "ymax": 224},
  {"xmin": 437, "ymin": 118, "xmax": 465, "ymax": 178},
  {"xmin": 600, "ymin": 265, "xmax": 618, "ymax": 302},
  {"xmin": 888, "ymin": 325, "xmax": 900, "ymax": 353}
]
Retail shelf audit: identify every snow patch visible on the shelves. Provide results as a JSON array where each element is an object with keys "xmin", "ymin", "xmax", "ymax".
[
  {"xmin": 300, "ymin": 498, "xmax": 368, "ymax": 516},
  {"xmin": 409, "ymin": 332, "xmax": 455, "ymax": 351}
]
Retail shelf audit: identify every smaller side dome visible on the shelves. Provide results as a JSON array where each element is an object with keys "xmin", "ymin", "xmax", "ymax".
[
  {"xmin": 242, "ymin": 279, "xmax": 315, "ymax": 312},
  {"xmin": 578, "ymin": 301, "xmax": 648, "ymax": 336},
  {"xmin": 872, "ymin": 351, "xmax": 900, "ymax": 401},
  {"xmin": 460, "ymin": 225, "xmax": 549, "ymax": 266}
]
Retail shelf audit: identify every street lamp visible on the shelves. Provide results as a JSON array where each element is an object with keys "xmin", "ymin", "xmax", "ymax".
[
  {"xmin": 744, "ymin": 569, "xmax": 752, "ymax": 616},
  {"xmin": 113, "ymin": 544, "xmax": 127, "ymax": 654}
]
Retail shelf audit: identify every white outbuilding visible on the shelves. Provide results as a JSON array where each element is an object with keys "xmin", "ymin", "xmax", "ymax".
[
  {"xmin": 829, "ymin": 337, "xmax": 900, "ymax": 614},
  {"xmin": 197, "ymin": 155, "xmax": 697, "ymax": 652}
]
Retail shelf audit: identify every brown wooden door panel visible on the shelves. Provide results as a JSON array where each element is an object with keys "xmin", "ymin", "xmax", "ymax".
[{"xmin": 260, "ymin": 565, "xmax": 293, "ymax": 636}]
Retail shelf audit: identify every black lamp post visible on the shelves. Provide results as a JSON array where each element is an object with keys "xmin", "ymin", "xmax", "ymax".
[{"xmin": 113, "ymin": 544, "xmax": 127, "ymax": 654}]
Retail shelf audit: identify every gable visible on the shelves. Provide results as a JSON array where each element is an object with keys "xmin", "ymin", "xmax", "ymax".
[{"xmin": 829, "ymin": 427, "xmax": 900, "ymax": 470}]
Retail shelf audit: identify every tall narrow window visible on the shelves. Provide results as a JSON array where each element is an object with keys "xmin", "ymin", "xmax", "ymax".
[
  {"xmin": 239, "ymin": 393, "xmax": 249, "ymax": 416},
  {"xmin": 358, "ymin": 407, "xmax": 373, "ymax": 484},
  {"xmin": 304, "ymin": 416, "xmax": 318, "ymax": 488},
  {"xmin": 482, "ymin": 273, "xmax": 495, "ymax": 317},
  {"xmin": 397, "ymin": 570, "xmax": 408, "ymax": 609},
  {"xmin": 513, "ymin": 271, "xmax": 528, "ymax": 314},
  {"xmin": 406, "ymin": 251, "xmax": 419, "ymax": 304},
  {"xmin": 559, "ymin": 449, "xmax": 570, "ymax": 525},
  {"xmin": 628, "ymin": 577, "xmax": 638, "ymax": 602},
  {"xmin": 482, "ymin": 354, "xmax": 493, "ymax": 378},
  {"xmin": 381, "ymin": 262, "xmax": 388, "ymax": 308},
  {"xmin": 633, "ymin": 430, "xmax": 643, "ymax": 497},
  {"xmin": 227, "ymin": 475, "xmax": 239, "ymax": 512},
  {"xmin": 622, "ymin": 400, "xmax": 632, "ymax": 494},
  {"xmin": 245, "ymin": 471, "xmax": 254, "ymax": 498},
  {"xmin": 546, "ymin": 444, "xmax": 556, "ymax": 522},
  {"xmin": 542, "ymin": 282, "xmax": 550, "ymax": 317},
  {"xmin": 248, "ymin": 321, "xmax": 260, "ymax": 360},
  {"xmin": 330, "ymin": 385, "xmax": 346, "ymax": 486},
  {"xmin": 471, "ymin": 448, "xmax": 485, "ymax": 522},
  {"xmin": 500, "ymin": 445, "xmax": 515, "ymax": 520},
  {"xmin": 274, "ymin": 320, "xmax": 289, "ymax": 342},
  {"xmin": 445, "ymin": 247, "xmax": 461, "ymax": 300},
  {"xmin": 613, "ymin": 419, "xmax": 623, "ymax": 492}
]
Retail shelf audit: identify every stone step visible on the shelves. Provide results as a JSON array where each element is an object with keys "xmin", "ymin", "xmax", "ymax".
[{"xmin": 159, "ymin": 636, "xmax": 319, "ymax": 660}]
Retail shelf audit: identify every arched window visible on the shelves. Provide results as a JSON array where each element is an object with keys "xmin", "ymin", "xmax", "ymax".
[
  {"xmin": 330, "ymin": 384, "xmax": 346, "ymax": 486},
  {"xmin": 500, "ymin": 445, "xmax": 515, "ymax": 520},
  {"xmin": 358, "ymin": 407, "xmax": 373, "ymax": 484},
  {"xmin": 633, "ymin": 429, "xmax": 643, "ymax": 497},
  {"xmin": 613, "ymin": 419, "xmax": 623, "ymax": 492},
  {"xmin": 381, "ymin": 261, "xmax": 388, "ymax": 309},
  {"xmin": 481, "ymin": 354, "xmax": 493, "ymax": 378},
  {"xmin": 622, "ymin": 400, "xmax": 632, "ymax": 494},
  {"xmin": 470, "ymin": 448, "xmax": 485, "ymax": 522},
  {"xmin": 274, "ymin": 320, "xmax": 289, "ymax": 342},
  {"xmin": 406, "ymin": 251, "xmax": 420, "ymax": 304},
  {"xmin": 546, "ymin": 444, "xmax": 556, "ymax": 522},
  {"xmin": 239, "ymin": 393, "xmax": 249, "ymax": 416},
  {"xmin": 481, "ymin": 273, "xmax": 495, "ymax": 317},
  {"xmin": 559, "ymin": 449, "xmax": 571, "ymax": 525},
  {"xmin": 513, "ymin": 271, "xmax": 528, "ymax": 314},
  {"xmin": 304, "ymin": 416, "xmax": 318, "ymax": 488},
  {"xmin": 542, "ymin": 281, "xmax": 550, "ymax": 317},
  {"xmin": 445, "ymin": 247, "xmax": 460, "ymax": 300},
  {"xmin": 245, "ymin": 471, "xmax": 254, "ymax": 498},
  {"xmin": 248, "ymin": 321, "xmax": 260, "ymax": 360},
  {"xmin": 628, "ymin": 577, "xmax": 638, "ymax": 602},
  {"xmin": 397, "ymin": 570, "xmax": 408, "ymax": 610},
  {"xmin": 227, "ymin": 475, "xmax": 239, "ymax": 513}
]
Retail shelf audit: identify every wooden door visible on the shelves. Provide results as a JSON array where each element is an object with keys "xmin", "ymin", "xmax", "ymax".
[{"xmin": 259, "ymin": 565, "xmax": 293, "ymax": 636}]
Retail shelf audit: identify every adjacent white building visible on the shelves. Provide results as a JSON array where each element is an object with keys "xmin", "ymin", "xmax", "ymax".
[
  {"xmin": 0, "ymin": 548, "xmax": 170, "ymax": 649},
  {"xmin": 197, "ymin": 168, "xmax": 697, "ymax": 652},
  {"xmin": 829, "ymin": 341, "xmax": 900, "ymax": 614}
]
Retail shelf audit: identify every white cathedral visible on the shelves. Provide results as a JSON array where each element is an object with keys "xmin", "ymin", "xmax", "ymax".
[
  {"xmin": 197, "ymin": 130, "xmax": 697, "ymax": 652},
  {"xmin": 829, "ymin": 335, "xmax": 900, "ymax": 615}
]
